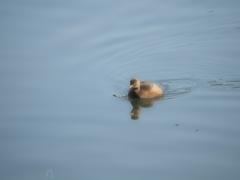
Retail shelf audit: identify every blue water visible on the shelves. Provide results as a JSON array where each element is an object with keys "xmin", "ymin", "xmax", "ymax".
[{"xmin": 1, "ymin": 0, "xmax": 240, "ymax": 180}]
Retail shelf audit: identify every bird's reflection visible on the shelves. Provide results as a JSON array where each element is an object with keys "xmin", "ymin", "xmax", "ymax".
[{"xmin": 129, "ymin": 96, "xmax": 163, "ymax": 120}]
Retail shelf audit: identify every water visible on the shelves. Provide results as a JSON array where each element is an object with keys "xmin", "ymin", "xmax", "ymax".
[{"xmin": 1, "ymin": 0, "xmax": 240, "ymax": 179}]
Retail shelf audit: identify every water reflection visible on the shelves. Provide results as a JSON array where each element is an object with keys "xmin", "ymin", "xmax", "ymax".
[{"xmin": 129, "ymin": 96, "xmax": 163, "ymax": 120}]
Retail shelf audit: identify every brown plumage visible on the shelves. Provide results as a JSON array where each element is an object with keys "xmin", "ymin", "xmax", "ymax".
[{"xmin": 128, "ymin": 78, "xmax": 163, "ymax": 99}]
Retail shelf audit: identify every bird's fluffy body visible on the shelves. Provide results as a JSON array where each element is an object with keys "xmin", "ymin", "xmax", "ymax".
[{"xmin": 128, "ymin": 79, "xmax": 163, "ymax": 99}]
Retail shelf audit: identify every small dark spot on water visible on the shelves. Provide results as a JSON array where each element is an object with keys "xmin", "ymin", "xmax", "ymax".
[
  {"xmin": 208, "ymin": 10, "xmax": 214, "ymax": 13},
  {"xmin": 195, "ymin": 129, "xmax": 199, "ymax": 132},
  {"xmin": 113, "ymin": 94, "xmax": 128, "ymax": 99},
  {"xmin": 175, "ymin": 124, "xmax": 179, "ymax": 126}
]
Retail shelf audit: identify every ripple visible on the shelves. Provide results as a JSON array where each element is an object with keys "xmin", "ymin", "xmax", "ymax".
[
  {"xmin": 160, "ymin": 78, "xmax": 240, "ymax": 99},
  {"xmin": 159, "ymin": 78, "xmax": 198, "ymax": 100},
  {"xmin": 207, "ymin": 79, "xmax": 240, "ymax": 89}
]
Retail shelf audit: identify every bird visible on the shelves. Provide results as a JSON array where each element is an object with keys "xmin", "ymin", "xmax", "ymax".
[{"xmin": 128, "ymin": 78, "xmax": 163, "ymax": 99}]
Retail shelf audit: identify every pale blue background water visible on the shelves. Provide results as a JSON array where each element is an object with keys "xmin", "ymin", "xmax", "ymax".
[{"xmin": 1, "ymin": 0, "xmax": 240, "ymax": 180}]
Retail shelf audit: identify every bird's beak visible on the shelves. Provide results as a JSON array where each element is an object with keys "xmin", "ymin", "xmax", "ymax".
[{"xmin": 129, "ymin": 85, "xmax": 134, "ymax": 89}]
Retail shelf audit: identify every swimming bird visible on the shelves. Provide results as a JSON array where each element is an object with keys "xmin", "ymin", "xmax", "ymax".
[{"xmin": 128, "ymin": 78, "xmax": 163, "ymax": 99}]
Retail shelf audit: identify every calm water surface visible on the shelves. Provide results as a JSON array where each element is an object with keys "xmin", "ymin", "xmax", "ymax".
[{"xmin": 1, "ymin": 0, "xmax": 240, "ymax": 180}]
